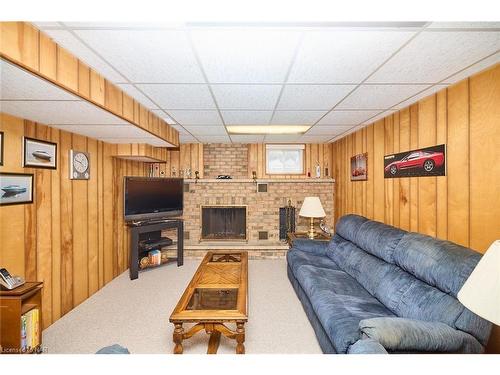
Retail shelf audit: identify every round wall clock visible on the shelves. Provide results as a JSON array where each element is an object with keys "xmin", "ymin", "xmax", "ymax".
[{"xmin": 69, "ymin": 150, "xmax": 90, "ymax": 180}]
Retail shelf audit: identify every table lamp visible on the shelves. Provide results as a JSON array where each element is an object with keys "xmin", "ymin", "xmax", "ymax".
[
  {"xmin": 458, "ymin": 240, "xmax": 500, "ymax": 326},
  {"xmin": 299, "ymin": 197, "xmax": 326, "ymax": 239}
]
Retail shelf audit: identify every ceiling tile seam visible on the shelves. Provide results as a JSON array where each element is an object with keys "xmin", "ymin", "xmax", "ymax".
[
  {"xmin": 186, "ymin": 29, "xmax": 232, "ymax": 143},
  {"xmin": 314, "ymin": 24, "xmax": 431, "ymax": 141},
  {"xmin": 439, "ymin": 50, "xmax": 500, "ymax": 84},
  {"xmin": 267, "ymin": 32, "xmax": 306, "ymax": 126},
  {"xmin": 0, "ymin": 99, "xmax": 82, "ymax": 102},
  {"xmin": 58, "ymin": 22, "xmax": 199, "ymax": 144}
]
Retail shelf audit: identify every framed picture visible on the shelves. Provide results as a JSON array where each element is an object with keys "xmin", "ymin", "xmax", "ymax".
[
  {"xmin": 384, "ymin": 144, "xmax": 446, "ymax": 178},
  {"xmin": 0, "ymin": 172, "xmax": 34, "ymax": 206},
  {"xmin": 351, "ymin": 153, "xmax": 367, "ymax": 181},
  {"xmin": 0, "ymin": 131, "xmax": 3, "ymax": 166},
  {"xmin": 23, "ymin": 137, "xmax": 57, "ymax": 169}
]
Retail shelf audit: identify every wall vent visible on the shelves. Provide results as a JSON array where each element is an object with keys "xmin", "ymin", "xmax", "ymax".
[
  {"xmin": 258, "ymin": 231, "xmax": 268, "ymax": 240},
  {"xmin": 257, "ymin": 183, "xmax": 268, "ymax": 193}
]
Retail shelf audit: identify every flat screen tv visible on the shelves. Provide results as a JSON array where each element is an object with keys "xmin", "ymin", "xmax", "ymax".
[{"xmin": 124, "ymin": 177, "xmax": 183, "ymax": 221}]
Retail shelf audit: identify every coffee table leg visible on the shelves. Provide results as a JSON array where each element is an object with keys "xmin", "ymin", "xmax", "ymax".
[
  {"xmin": 236, "ymin": 322, "xmax": 245, "ymax": 354},
  {"xmin": 173, "ymin": 323, "xmax": 184, "ymax": 354}
]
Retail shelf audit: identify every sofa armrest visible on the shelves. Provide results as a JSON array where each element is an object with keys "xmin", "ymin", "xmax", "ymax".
[
  {"xmin": 348, "ymin": 339, "xmax": 388, "ymax": 354},
  {"xmin": 359, "ymin": 317, "xmax": 484, "ymax": 353},
  {"xmin": 291, "ymin": 238, "xmax": 329, "ymax": 256}
]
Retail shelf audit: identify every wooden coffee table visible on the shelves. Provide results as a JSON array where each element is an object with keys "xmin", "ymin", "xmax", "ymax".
[{"xmin": 169, "ymin": 251, "xmax": 248, "ymax": 354}]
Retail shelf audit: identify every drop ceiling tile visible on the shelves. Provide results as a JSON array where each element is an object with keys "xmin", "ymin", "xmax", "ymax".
[
  {"xmin": 168, "ymin": 110, "xmax": 222, "ymax": 125},
  {"xmin": 277, "ymin": 85, "xmax": 355, "ymax": 110},
  {"xmin": 263, "ymin": 134, "xmax": 303, "ymax": 143},
  {"xmin": 361, "ymin": 110, "xmax": 398, "ymax": 125},
  {"xmin": 182, "ymin": 125, "xmax": 227, "ymax": 136},
  {"xmin": 99, "ymin": 138, "xmax": 153, "ymax": 144},
  {"xmin": 52, "ymin": 125, "xmax": 151, "ymax": 139},
  {"xmin": 306, "ymin": 125, "xmax": 354, "ymax": 135},
  {"xmin": 271, "ymin": 111, "xmax": 326, "ymax": 125},
  {"xmin": 317, "ymin": 110, "xmax": 381, "ymax": 125},
  {"xmin": 179, "ymin": 134, "xmax": 198, "ymax": 143},
  {"xmin": 300, "ymin": 135, "xmax": 337, "ymax": 143},
  {"xmin": 337, "ymin": 84, "xmax": 430, "ymax": 110},
  {"xmin": 443, "ymin": 52, "xmax": 500, "ymax": 84},
  {"xmin": 1, "ymin": 59, "xmax": 79, "ymax": 100},
  {"xmin": 221, "ymin": 111, "xmax": 274, "ymax": 125},
  {"xmin": 211, "ymin": 84, "xmax": 282, "ymax": 110},
  {"xmin": 32, "ymin": 22, "xmax": 63, "ymax": 29},
  {"xmin": 151, "ymin": 110, "xmax": 175, "ymax": 123},
  {"xmin": 392, "ymin": 85, "xmax": 449, "ymax": 110},
  {"xmin": 0, "ymin": 100, "xmax": 128, "ymax": 125},
  {"xmin": 191, "ymin": 29, "xmax": 301, "ymax": 83},
  {"xmin": 137, "ymin": 84, "xmax": 215, "ymax": 110},
  {"xmin": 367, "ymin": 31, "xmax": 500, "ymax": 83},
  {"xmin": 74, "ymin": 29, "xmax": 204, "ymax": 83},
  {"xmin": 288, "ymin": 30, "xmax": 416, "ymax": 84},
  {"xmin": 229, "ymin": 135, "xmax": 266, "ymax": 143},
  {"xmin": 114, "ymin": 84, "xmax": 158, "ymax": 109},
  {"xmin": 427, "ymin": 22, "xmax": 500, "ymax": 29},
  {"xmin": 42, "ymin": 29, "xmax": 126, "ymax": 83},
  {"xmin": 196, "ymin": 135, "xmax": 231, "ymax": 143}
]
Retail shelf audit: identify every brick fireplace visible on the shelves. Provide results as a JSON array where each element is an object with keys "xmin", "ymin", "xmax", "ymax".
[{"xmin": 201, "ymin": 205, "xmax": 247, "ymax": 241}]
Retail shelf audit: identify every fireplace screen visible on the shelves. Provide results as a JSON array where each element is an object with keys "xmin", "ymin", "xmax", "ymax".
[{"xmin": 201, "ymin": 206, "xmax": 246, "ymax": 241}]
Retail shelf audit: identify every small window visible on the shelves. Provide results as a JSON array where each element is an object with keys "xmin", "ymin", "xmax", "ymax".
[{"xmin": 265, "ymin": 144, "xmax": 305, "ymax": 174}]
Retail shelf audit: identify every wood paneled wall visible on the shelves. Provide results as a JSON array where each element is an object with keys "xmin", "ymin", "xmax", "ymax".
[
  {"xmin": 0, "ymin": 113, "xmax": 146, "ymax": 329},
  {"xmin": 331, "ymin": 64, "xmax": 500, "ymax": 352},
  {"xmin": 147, "ymin": 143, "xmax": 334, "ymax": 179},
  {"xmin": 0, "ymin": 22, "xmax": 179, "ymax": 146}
]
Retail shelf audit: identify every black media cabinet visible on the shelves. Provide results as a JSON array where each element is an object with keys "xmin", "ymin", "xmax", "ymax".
[{"xmin": 127, "ymin": 219, "xmax": 184, "ymax": 280}]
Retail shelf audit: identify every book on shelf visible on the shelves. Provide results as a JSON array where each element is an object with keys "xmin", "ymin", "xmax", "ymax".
[{"xmin": 20, "ymin": 308, "xmax": 40, "ymax": 351}]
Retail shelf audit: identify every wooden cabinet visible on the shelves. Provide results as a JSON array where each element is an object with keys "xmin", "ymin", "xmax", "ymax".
[{"xmin": 0, "ymin": 282, "xmax": 43, "ymax": 354}]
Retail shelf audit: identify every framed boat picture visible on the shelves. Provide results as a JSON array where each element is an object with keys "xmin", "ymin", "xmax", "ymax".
[
  {"xmin": 0, "ymin": 131, "xmax": 3, "ymax": 166},
  {"xmin": 0, "ymin": 172, "xmax": 34, "ymax": 206},
  {"xmin": 23, "ymin": 137, "xmax": 57, "ymax": 169}
]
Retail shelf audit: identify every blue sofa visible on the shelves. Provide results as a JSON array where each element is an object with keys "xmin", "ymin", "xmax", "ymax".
[{"xmin": 287, "ymin": 214, "xmax": 492, "ymax": 354}]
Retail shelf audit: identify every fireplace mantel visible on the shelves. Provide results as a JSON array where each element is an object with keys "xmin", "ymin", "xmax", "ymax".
[{"xmin": 184, "ymin": 178, "xmax": 335, "ymax": 184}]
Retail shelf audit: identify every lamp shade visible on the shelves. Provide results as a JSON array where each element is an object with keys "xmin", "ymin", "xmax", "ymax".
[
  {"xmin": 299, "ymin": 197, "xmax": 326, "ymax": 218},
  {"xmin": 457, "ymin": 240, "xmax": 500, "ymax": 325}
]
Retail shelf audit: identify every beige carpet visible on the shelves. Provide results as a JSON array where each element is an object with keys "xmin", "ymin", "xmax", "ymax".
[{"xmin": 42, "ymin": 259, "xmax": 322, "ymax": 354}]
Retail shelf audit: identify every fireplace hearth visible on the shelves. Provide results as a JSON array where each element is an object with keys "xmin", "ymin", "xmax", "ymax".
[{"xmin": 201, "ymin": 206, "xmax": 247, "ymax": 241}]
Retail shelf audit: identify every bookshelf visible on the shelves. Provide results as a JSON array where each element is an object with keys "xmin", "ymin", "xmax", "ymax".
[{"xmin": 0, "ymin": 282, "xmax": 43, "ymax": 354}]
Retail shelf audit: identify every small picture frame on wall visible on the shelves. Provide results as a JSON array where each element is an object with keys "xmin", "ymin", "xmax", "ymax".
[
  {"xmin": 23, "ymin": 137, "xmax": 57, "ymax": 169},
  {"xmin": 0, "ymin": 172, "xmax": 34, "ymax": 206},
  {"xmin": 350, "ymin": 153, "xmax": 367, "ymax": 181},
  {"xmin": 0, "ymin": 131, "xmax": 4, "ymax": 166}
]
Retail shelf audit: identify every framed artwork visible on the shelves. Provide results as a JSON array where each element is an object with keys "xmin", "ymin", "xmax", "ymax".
[
  {"xmin": 0, "ymin": 131, "xmax": 3, "ymax": 166},
  {"xmin": 384, "ymin": 144, "xmax": 446, "ymax": 178},
  {"xmin": 0, "ymin": 172, "xmax": 34, "ymax": 206},
  {"xmin": 23, "ymin": 137, "xmax": 57, "ymax": 169},
  {"xmin": 351, "ymin": 153, "xmax": 367, "ymax": 181}
]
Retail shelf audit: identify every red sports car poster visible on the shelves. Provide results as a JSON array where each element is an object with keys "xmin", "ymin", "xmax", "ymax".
[
  {"xmin": 384, "ymin": 144, "xmax": 446, "ymax": 178},
  {"xmin": 351, "ymin": 153, "xmax": 367, "ymax": 181}
]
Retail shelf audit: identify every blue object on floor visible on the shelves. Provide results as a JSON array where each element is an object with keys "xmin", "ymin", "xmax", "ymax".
[
  {"xmin": 96, "ymin": 344, "xmax": 130, "ymax": 354},
  {"xmin": 287, "ymin": 214, "xmax": 492, "ymax": 354}
]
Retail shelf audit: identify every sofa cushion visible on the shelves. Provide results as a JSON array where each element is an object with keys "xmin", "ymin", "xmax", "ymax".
[
  {"xmin": 393, "ymin": 232, "xmax": 482, "ymax": 296},
  {"xmin": 287, "ymin": 249, "xmax": 341, "ymax": 276},
  {"xmin": 353, "ymin": 220, "xmax": 406, "ymax": 263},
  {"xmin": 359, "ymin": 317, "xmax": 484, "ymax": 353},
  {"xmin": 347, "ymin": 338, "xmax": 388, "ymax": 354},
  {"xmin": 334, "ymin": 214, "xmax": 369, "ymax": 243},
  {"xmin": 294, "ymin": 264, "xmax": 395, "ymax": 353}
]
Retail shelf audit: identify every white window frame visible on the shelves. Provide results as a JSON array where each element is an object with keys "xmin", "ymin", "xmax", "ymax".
[{"xmin": 265, "ymin": 144, "xmax": 305, "ymax": 175}]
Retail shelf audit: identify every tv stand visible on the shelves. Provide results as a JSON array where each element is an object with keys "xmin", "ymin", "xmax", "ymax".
[{"xmin": 127, "ymin": 218, "xmax": 183, "ymax": 280}]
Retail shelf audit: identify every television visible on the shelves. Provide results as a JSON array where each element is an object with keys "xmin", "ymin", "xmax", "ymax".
[{"xmin": 124, "ymin": 177, "xmax": 183, "ymax": 221}]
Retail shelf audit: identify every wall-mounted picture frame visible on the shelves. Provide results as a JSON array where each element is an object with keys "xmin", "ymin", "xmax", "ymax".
[
  {"xmin": 384, "ymin": 144, "xmax": 446, "ymax": 178},
  {"xmin": 0, "ymin": 131, "xmax": 4, "ymax": 166},
  {"xmin": 0, "ymin": 172, "xmax": 34, "ymax": 206},
  {"xmin": 351, "ymin": 153, "xmax": 367, "ymax": 181},
  {"xmin": 23, "ymin": 137, "xmax": 57, "ymax": 169}
]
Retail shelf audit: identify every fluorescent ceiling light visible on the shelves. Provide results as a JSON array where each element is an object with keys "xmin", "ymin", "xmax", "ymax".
[{"xmin": 227, "ymin": 125, "xmax": 310, "ymax": 134}]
